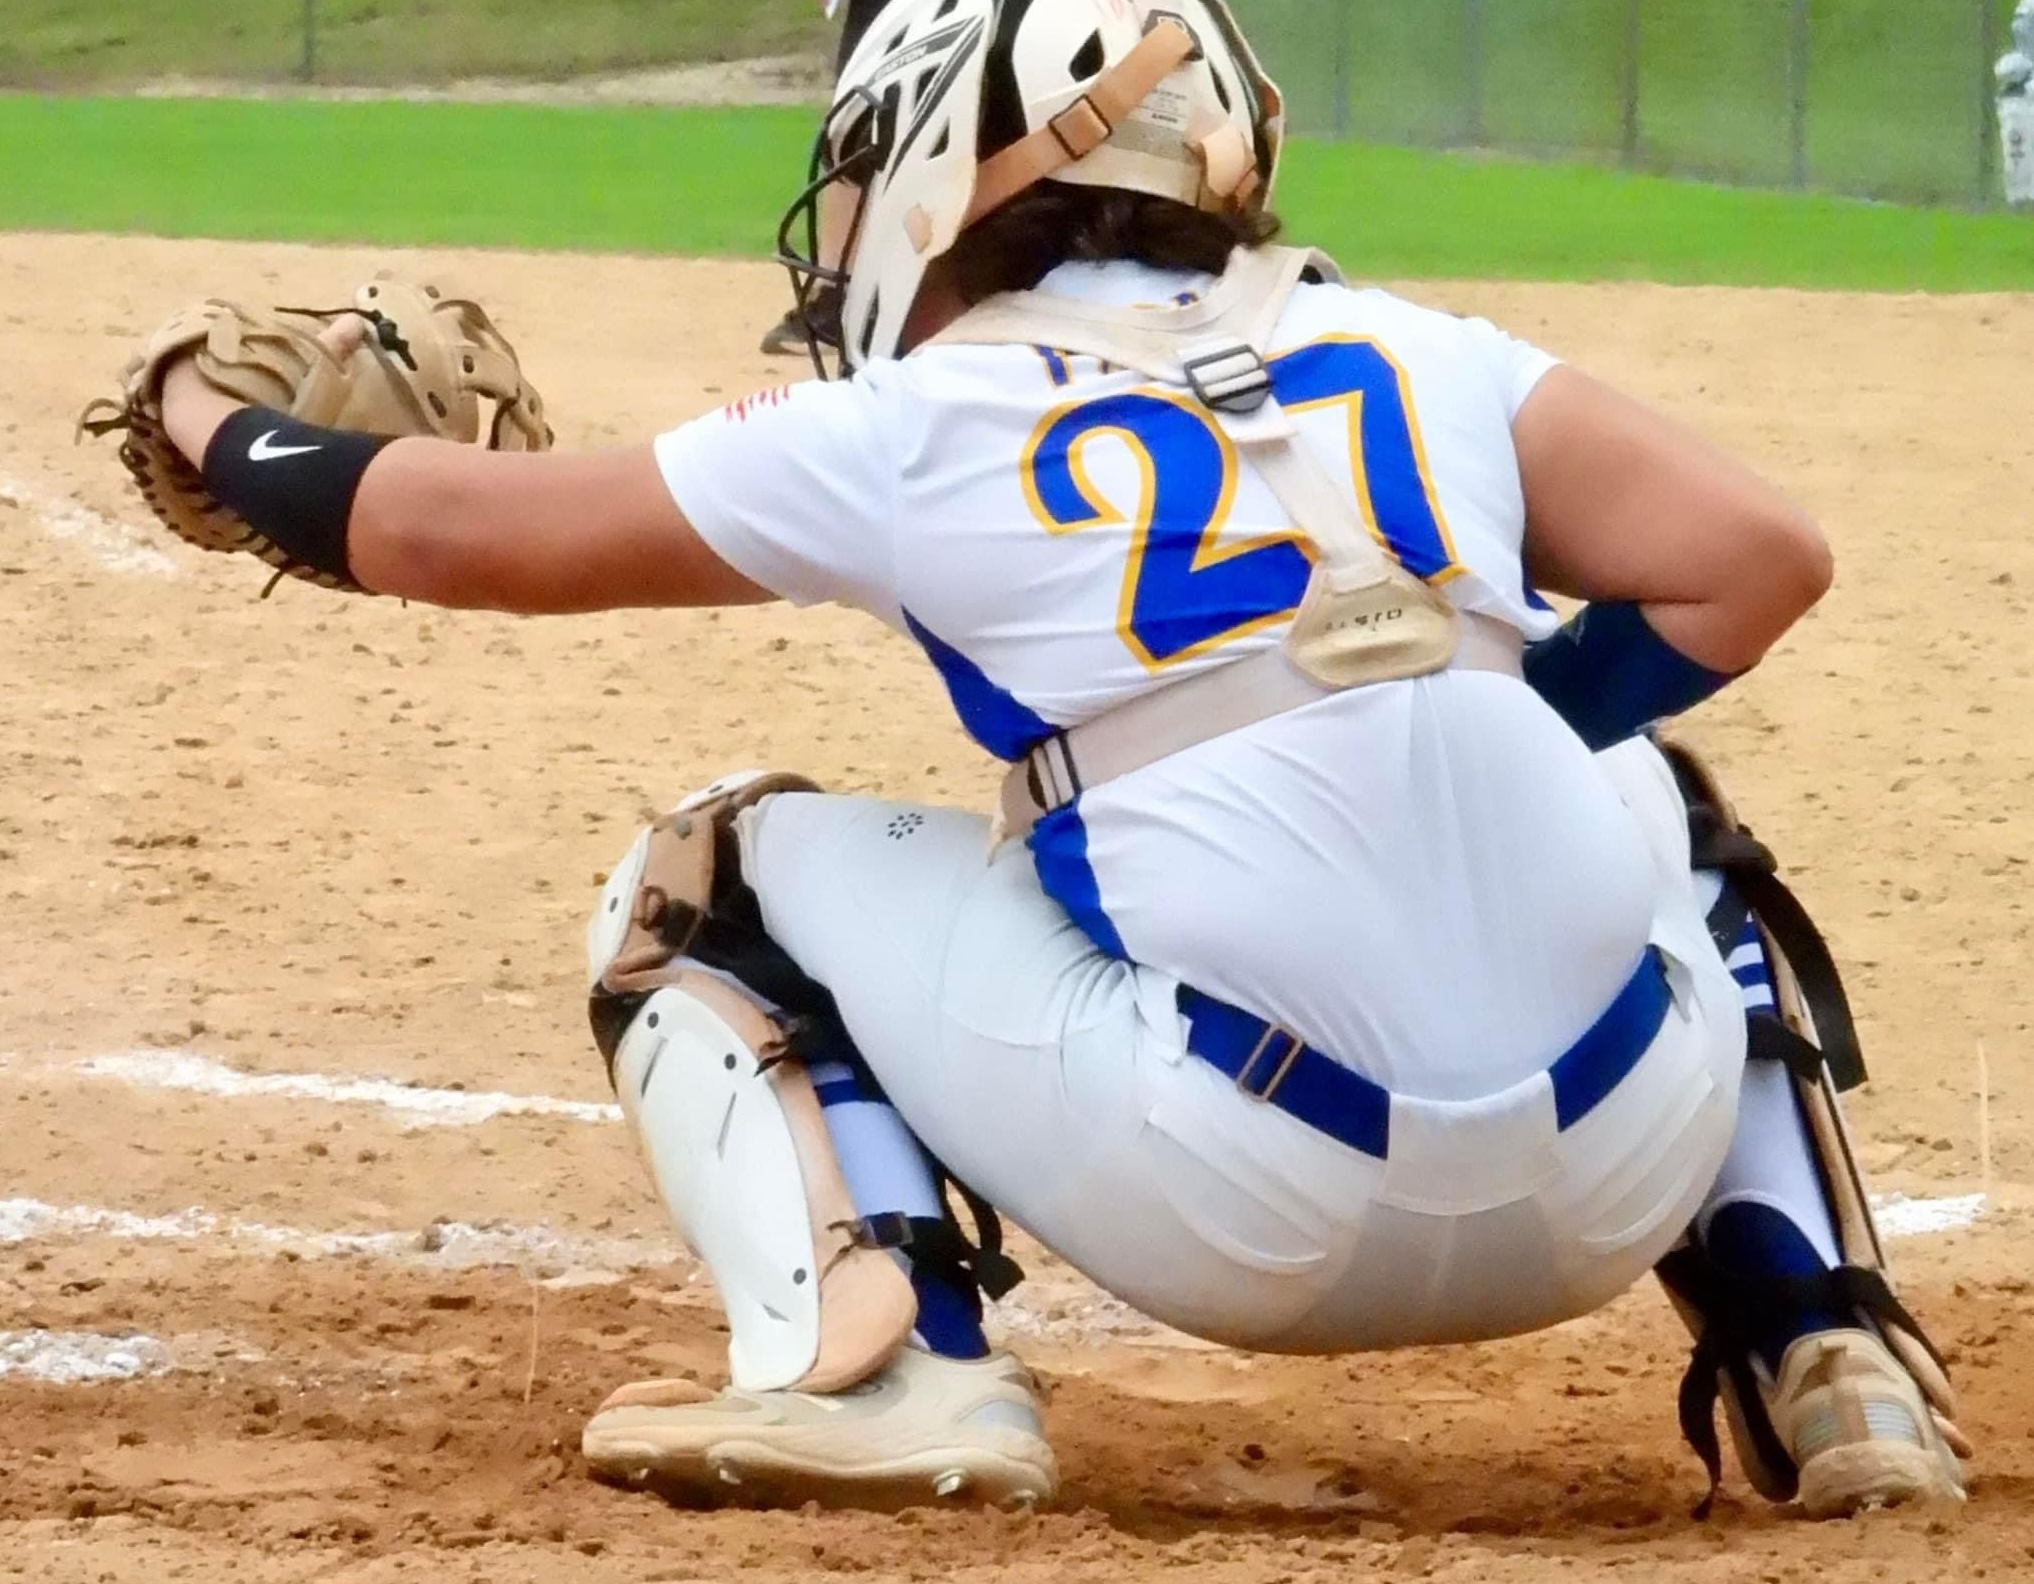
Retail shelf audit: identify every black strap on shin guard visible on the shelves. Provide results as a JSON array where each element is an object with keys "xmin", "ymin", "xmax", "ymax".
[
  {"xmin": 1667, "ymin": 750, "xmax": 1868, "ymax": 1093},
  {"xmin": 847, "ymin": 1193, "xmax": 1025, "ymax": 1303},
  {"xmin": 1656, "ymin": 1248, "xmax": 1948, "ymax": 1518},
  {"xmin": 944, "ymin": 1175, "xmax": 1026, "ymax": 1299}
]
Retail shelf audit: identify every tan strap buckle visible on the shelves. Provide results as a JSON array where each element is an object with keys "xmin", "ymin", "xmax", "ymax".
[
  {"xmin": 1234, "ymin": 1025, "xmax": 1306, "ymax": 1102},
  {"xmin": 1045, "ymin": 94, "xmax": 1114, "ymax": 161}
]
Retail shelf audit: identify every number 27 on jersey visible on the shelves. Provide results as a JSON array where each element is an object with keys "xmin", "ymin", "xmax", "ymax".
[{"xmin": 1020, "ymin": 337, "xmax": 1462, "ymax": 671}]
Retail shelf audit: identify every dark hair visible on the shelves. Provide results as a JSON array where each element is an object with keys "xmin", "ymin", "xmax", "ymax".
[{"xmin": 930, "ymin": 183, "xmax": 1283, "ymax": 309}]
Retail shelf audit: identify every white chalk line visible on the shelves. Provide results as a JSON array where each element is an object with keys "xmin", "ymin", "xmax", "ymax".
[
  {"xmin": 1872, "ymin": 1192, "xmax": 1987, "ymax": 1238},
  {"xmin": 0, "ymin": 472, "xmax": 178, "ymax": 578},
  {"xmin": 0, "ymin": 1330, "xmax": 176, "ymax": 1385},
  {"xmin": 57, "ymin": 1049, "xmax": 622, "ymax": 1129},
  {"xmin": 0, "ymin": 1195, "xmax": 677, "ymax": 1278}
]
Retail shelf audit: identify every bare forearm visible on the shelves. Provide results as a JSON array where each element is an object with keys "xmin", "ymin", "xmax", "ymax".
[
  {"xmin": 157, "ymin": 347, "xmax": 767, "ymax": 615},
  {"xmin": 350, "ymin": 440, "xmax": 772, "ymax": 613}
]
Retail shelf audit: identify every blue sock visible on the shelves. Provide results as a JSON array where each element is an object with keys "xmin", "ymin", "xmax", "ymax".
[
  {"xmin": 910, "ymin": 1262, "xmax": 990, "ymax": 1361},
  {"xmin": 1702, "ymin": 1200, "xmax": 1846, "ymax": 1371},
  {"xmin": 812, "ymin": 1058, "xmax": 990, "ymax": 1361}
]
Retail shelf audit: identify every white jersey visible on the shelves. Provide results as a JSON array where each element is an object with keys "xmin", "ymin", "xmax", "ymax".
[{"xmin": 658, "ymin": 260, "xmax": 1663, "ymax": 1103}]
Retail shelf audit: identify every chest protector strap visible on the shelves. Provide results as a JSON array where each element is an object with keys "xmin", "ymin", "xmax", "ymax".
[{"xmin": 929, "ymin": 246, "xmax": 1522, "ymax": 839}]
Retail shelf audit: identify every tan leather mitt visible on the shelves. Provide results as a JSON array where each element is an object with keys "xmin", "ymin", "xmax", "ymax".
[{"xmin": 78, "ymin": 278, "xmax": 552, "ymax": 593}]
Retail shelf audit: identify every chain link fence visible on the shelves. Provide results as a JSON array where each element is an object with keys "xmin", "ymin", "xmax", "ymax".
[
  {"xmin": 1239, "ymin": 0, "xmax": 2019, "ymax": 207},
  {"xmin": 4, "ymin": 1, "xmax": 2024, "ymax": 208}
]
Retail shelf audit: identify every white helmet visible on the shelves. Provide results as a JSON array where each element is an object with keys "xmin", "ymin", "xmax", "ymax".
[{"xmin": 777, "ymin": 0, "xmax": 1285, "ymax": 374}]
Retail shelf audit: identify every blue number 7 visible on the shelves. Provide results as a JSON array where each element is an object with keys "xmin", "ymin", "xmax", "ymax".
[{"xmin": 1021, "ymin": 337, "xmax": 1462, "ymax": 671}]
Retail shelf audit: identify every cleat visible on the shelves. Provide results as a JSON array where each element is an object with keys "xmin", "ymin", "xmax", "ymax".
[
  {"xmin": 1757, "ymin": 1329, "xmax": 1966, "ymax": 1518},
  {"xmin": 583, "ymin": 1346, "xmax": 1057, "ymax": 1511},
  {"xmin": 758, "ymin": 287, "xmax": 842, "ymax": 358},
  {"xmin": 758, "ymin": 309, "xmax": 809, "ymax": 357}
]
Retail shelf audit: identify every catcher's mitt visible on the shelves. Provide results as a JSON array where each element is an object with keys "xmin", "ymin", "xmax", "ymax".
[{"xmin": 78, "ymin": 278, "xmax": 552, "ymax": 593}]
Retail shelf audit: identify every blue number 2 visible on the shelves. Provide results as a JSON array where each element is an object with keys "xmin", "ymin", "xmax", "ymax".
[{"xmin": 1020, "ymin": 337, "xmax": 1461, "ymax": 671}]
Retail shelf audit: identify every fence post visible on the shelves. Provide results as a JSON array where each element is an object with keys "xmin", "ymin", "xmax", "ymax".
[
  {"xmin": 1464, "ymin": 0, "xmax": 1486, "ymax": 147},
  {"xmin": 1787, "ymin": 0, "xmax": 1809, "ymax": 189},
  {"xmin": 1620, "ymin": 0, "xmax": 1641, "ymax": 168},
  {"xmin": 1332, "ymin": 0, "xmax": 1352, "ymax": 141},
  {"xmin": 300, "ymin": 0, "xmax": 317, "ymax": 83},
  {"xmin": 1979, "ymin": 0, "xmax": 2003, "ymax": 204}
]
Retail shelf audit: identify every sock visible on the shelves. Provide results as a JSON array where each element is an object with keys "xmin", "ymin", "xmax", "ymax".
[
  {"xmin": 1701, "ymin": 1201, "xmax": 1847, "ymax": 1370},
  {"xmin": 1691, "ymin": 875, "xmax": 1848, "ymax": 1369},
  {"xmin": 811, "ymin": 1057, "xmax": 990, "ymax": 1361}
]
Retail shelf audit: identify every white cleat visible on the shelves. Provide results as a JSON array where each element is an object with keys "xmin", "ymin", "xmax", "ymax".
[
  {"xmin": 582, "ymin": 1346, "xmax": 1058, "ymax": 1511},
  {"xmin": 1750, "ymin": 1329, "xmax": 1967, "ymax": 1518}
]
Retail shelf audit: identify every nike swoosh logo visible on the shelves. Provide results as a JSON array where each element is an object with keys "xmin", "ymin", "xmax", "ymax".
[{"xmin": 248, "ymin": 430, "xmax": 321, "ymax": 461}]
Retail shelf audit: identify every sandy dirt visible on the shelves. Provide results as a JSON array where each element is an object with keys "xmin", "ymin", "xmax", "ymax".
[{"xmin": 1, "ymin": 233, "xmax": 2032, "ymax": 1582}]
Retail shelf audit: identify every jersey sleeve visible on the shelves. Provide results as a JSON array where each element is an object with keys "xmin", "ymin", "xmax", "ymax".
[
  {"xmin": 1457, "ymin": 315, "xmax": 1563, "ymax": 421},
  {"xmin": 653, "ymin": 374, "xmax": 901, "ymax": 619}
]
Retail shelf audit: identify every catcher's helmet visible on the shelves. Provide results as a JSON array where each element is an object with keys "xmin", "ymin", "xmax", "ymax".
[{"xmin": 777, "ymin": 0, "xmax": 1285, "ymax": 376}]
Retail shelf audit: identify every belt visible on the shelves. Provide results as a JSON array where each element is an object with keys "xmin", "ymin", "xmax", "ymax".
[{"xmin": 1177, "ymin": 946, "xmax": 1674, "ymax": 1160}]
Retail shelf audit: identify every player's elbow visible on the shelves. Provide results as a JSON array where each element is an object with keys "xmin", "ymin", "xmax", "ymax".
[
  {"xmin": 1704, "ymin": 502, "xmax": 1833, "ymax": 674},
  {"xmin": 1755, "ymin": 501, "xmax": 1834, "ymax": 635}
]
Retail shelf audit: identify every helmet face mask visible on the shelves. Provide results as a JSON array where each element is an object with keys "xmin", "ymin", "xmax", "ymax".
[
  {"xmin": 776, "ymin": 0, "xmax": 1283, "ymax": 380},
  {"xmin": 775, "ymin": 85, "xmax": 889, "ymax": 380}
]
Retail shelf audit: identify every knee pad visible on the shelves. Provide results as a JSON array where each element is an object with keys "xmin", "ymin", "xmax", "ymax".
[
  {"xmin": 587, "ymin": 771, "xmax": 918, "ymax": 1395},
  {"xmin": 1651, "ymin": 739, "xmax": 1968, "ymax": 1508},
  {"xmin": 586, "ymin": 769, "xmax": 828, "ymax": 1074}
]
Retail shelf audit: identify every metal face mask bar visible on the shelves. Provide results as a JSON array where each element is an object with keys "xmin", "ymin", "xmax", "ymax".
[{"xmin": 775, "ymin": 85, "xmax": 887, "ymax": 382}]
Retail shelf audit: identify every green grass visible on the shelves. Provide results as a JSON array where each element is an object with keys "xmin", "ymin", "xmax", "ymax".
[
  {"xmin": 0, "ymin": 96, "xmax": 2029, "ymax": 292},
  {"xmin": 0, "ymin": 97, "xmax": 815, "ymax": 256},
  {"xmin": 0, "ymin": 0, "xmax": 831, "ymax": 89},
  {"xmin": 1283, "ymin": 143, "xmax": 2034, "ymax": 290}
]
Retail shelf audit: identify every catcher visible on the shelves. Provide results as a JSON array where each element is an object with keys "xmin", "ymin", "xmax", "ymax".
[{"xmin": 85, "ymin": 0, "xmax": 1965, "ymax": 1521}]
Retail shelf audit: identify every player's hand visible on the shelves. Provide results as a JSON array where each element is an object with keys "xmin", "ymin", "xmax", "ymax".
[
  {"xmin": 79, "ymin": 280, "xmax": 552, "ymax": 593},
  {"xmin": 159, "ymin": 313, "xmax": 374, "ymax": 466}
]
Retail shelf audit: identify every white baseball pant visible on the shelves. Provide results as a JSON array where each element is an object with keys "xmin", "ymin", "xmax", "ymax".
[{"xmin": 738, "ymin": 739, "xmax": 1747, "ymax": 1352}]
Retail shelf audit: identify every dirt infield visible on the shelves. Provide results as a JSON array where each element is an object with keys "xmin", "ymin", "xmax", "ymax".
[{"xmin": 1, "ymin": 233, "xmax": 2031, "ymax": 1582}]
